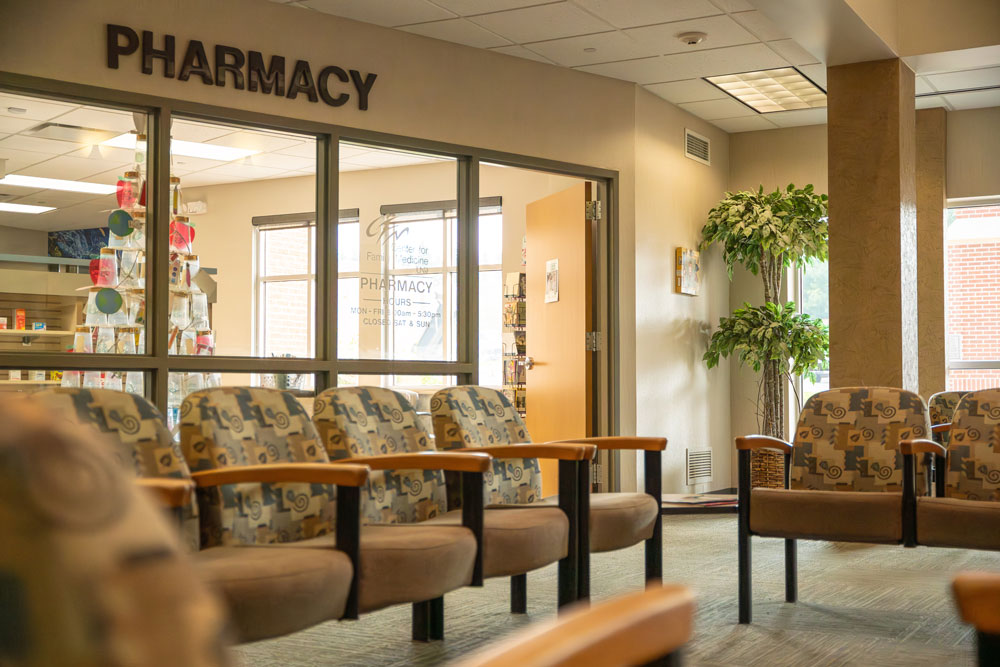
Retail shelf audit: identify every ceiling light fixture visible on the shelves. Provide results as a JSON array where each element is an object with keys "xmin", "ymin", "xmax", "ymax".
[
  {"xmin": 102, "ymin": 133, "xmax": 260, "ymax": 161},
  {"xmin": 704, "ymin": 67, "xmax": 827, "ymax": 113},
  {"xmin": 0, "ymin": 202, "xmax": 55, "ymax": 214},
  {"xmin": 677, "ymin": 32, "xmax": 707, "ymax": 46},
  {"xmin": 0, "ymin": 174, "xmax": 117, "ymax": 195},
  {"xmin": 7, "ymin": 107, "xmax": 27, "ymax": 114}
]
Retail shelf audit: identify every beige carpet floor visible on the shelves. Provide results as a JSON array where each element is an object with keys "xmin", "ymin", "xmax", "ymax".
[{"xmin": 233, "ymin": 514, "xmax": 997, "ymax": 666}]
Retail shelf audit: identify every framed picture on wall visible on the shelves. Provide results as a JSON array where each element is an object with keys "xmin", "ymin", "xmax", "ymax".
[{"xmin": 675, "ymin": 247, "xmax": 700, "ymax": 296}]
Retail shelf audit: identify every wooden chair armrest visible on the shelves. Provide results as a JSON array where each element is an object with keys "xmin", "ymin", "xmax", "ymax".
[
  {"xmin": 549, "ymin": 436, "xmax": 667, "ymax": 451},
  {"xmin": 735, "ymin": 435, "xmax": 793, "ymax": 455},
  {"xmin": 190, "ymin": 463, "xmax": 370, "ymax": 488},
  {"xmin": 456, "ymin": 584, "xmax": 695, "ymax": 667},
  {"xmin": 457, "ymin": 444, "xmax": 596, "ymax": 461},
  {"xmin": 135, "ymin": 478, "xmax": 194, "ymax": 508},
  {"xmin": 932, "ymin": 422, "xmax": 952, "ymax": 434},
  {"xmin": 954, "ymin": 572, "xmax": 1000, "ymax": 634},
  {"xmin": 900, "ymin": 439, "xmax": 947, "ymax": 458},
  {"xmin": 350, "ymin": 451, "xmax": 492, "ymax": 473}
]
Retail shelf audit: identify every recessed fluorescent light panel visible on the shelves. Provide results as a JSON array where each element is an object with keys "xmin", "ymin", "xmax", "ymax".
[
  {"xmin": 704, "ymin": 67, "xmax": 827, "ymax": 113},
  {"xmin": 0, "ymin": 174, "xmax": 117, "ymax": 195},
  {"xmin": 102, "ymin": 133, "xmax": 259, "ymax": 161},
  {"xmin": 0, "ymin": 202, "xmax": 56, "ymax": 214}
]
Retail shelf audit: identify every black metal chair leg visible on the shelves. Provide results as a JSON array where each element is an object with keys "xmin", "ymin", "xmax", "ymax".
[
  {"xmin": 429, "ymin": 596, "xmax": 444, "ymax": 640},
  {"xmin": 645, "ymin": 450, "xmax": 663, "ymax": 584},
  {"xmin": 738, "ymin": 449, "xmax": 752, "ymax": 624},
  {"xmin": 785, "ymin": 538, "xmax": 797, "ymax": 602},
  {"xmin": 412, "ymin": 600, "xmax": 430, "ymax": 642},
  {"xmin": 511, "ymin": 574, "xmax": 527, "ymax": 614},
  {"xmin": 557, "ymin": 460, "xmax": 580, "ymax": 610},
  {"xmin": 577, "ymin": 459, "xmax": 591, "ymax": 602}
]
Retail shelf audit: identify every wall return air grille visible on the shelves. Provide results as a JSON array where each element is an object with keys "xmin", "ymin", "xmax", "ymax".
[
  {"xmin": 684, "ymin": 128, "xmax": 711, "ymax": 166},
  {"xmin": 686, "ymin": 449, "xmax": 713, "ymax": 486}
]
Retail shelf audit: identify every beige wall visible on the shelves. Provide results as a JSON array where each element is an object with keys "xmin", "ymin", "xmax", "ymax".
[
  {"xmin": 948, "ymin": 108, "xmax": 1000, "ymax": 200},
  {"xmin": 633, "ymin": 88, "xmax": 732, "ymax": 492}
]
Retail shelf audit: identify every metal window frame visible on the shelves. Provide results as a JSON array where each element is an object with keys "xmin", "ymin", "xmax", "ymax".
[{"xmin": 0, "ymin": 70, "xmax": 622, "ymax": 440}]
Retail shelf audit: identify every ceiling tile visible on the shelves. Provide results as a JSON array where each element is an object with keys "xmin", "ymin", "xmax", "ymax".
[
  {"xmin": 195, "ymin": 163, "xmax": 289, "ymax": 180},
  {"xmin": 578, "ymin": 43, "xmax": 789, "ymax": 84},
  {"xmin": 915, "ymin": 76, "xmax": 936, "ymax": 95},
  {"xmin": 0, "ymin": 135, "xmax": 87, "ymax": 156},
  {"xmin": 926, "ymin": 66, "xmax": 1000, "ymax": 93},
  {"xmin": 19, "ymin": 155, "xmax": 129, "ymax": 180},
  {"xmin": 430, "ymin": 0, "xmax": 547, "ymax": 15},
  {"xmin": 764, "ymin": 107, "xmax": 828, "ymax": 128},
  {"xmin": 346, "ymin": 151, "xmax": 444, "ymax": 168},
  {"xmin": 207, "ymin": 131, "xmax": 306, "ymax": 153},
  {"xmin": 399, "ymin": 18, "xmax": 512, "ymax": 48},
  {"xmin": 167, "ymin": 156, "xmax": 228, "ymax": 175},
  {"xmin": 943, "ymin": 88, "xmax": 1000, "ymax": 110},
  {"xmin": 679, "ymin": 97, "xmax": 756, "ymax": 120},
  {"xmin": 708, "ymin": 0, "xmax": 754, "ymax": 11},
  {"xmin": 54, "ymin": 108, "xmax": 141, "ymax": 133},
  {"xmin": 298, "ymin": 0, "xmax": 455, "ymax": 26},
  {"xmin": 0, "ymin": 147, "xmax": 56, "ymax": 173},
  {"xmin": 644, "ymin": 78, "xmax": 728, "ymax": 104},
  {"xmin": 915, "ymin": 95, "xmax": 949, "ymax": 110},
  {"xmin": 0, "ymin": 116, "xmax": 38, "ymax": 134},
  {"xmin": 711, "ymin": 115, "xmax": 777, "ymax": 132},
  {"xmin": 526, "ymin": 31, "xmax": 656, "ymax": 67},
  {"xmin": 245, "ymin": 152, "xmax": 316, "ymax": 170},
  {"xmin": 62, "ymin": 144, "xmax": 136, "ymax": 164},
  {"xmin": 766, "ymin": 39, "xmax": 819, "ymax": 66},
  {"xmin": 275, "ymin": 141, "xmax": 321, "ymax": 158},
  {"xmin": 730, "ymin": 10, "xmax": 785, "ymax": 41},
  {"xmin": 488, "ymin": 45, "xmax": 557, "ymax": 64},
  {"xmin": 624, "ymin": 15, "xmax": 757, "ymax": 56},
  {"xmin": 797, "ymin": 63, "xmax": 827, "ymax": 89},
  {"xmin": 468, "ymin": 2, "xmax": 612, "ymax": 44},
  {"xmin": 10, "ymin": 189, "xmax": 101, "ymax": 208},
  {"xmin": 171, "ymin": 120, "xmax": 236, "ymax": 143},
  {"xmin": 0, "ymin": 94, "xmax": 78, "ymax": 122},
  {"xmin": 571, "ymin": 0, "xmax": 721, "ymax": 29},
  {"xmin": 339, "ymin": 143, "xmax": 371, "ymax": 159}
]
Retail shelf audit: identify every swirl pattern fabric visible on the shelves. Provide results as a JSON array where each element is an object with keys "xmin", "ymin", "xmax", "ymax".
[
  {"xmin": 33, "ymin": 387, "xmax": 201, "ymax": 553},
  {"xmin": 180, "ymin": 387, "xmax": 335, "ymax": 547},
  {"xmin": 944, "ymin": 389, "xmax": 1000, "ymax": 501},
  {"xmin": 791, "ymin": 387, "xmax": 931, "ymax": 492},
  {"xmin": 0, "ymin": 400, "xmax": 230, "ymax": 667},
  {"xmin": 313, "ymin": 387, "xmax": 447, "ymax": 524},
  {"xmin": 431, "ymin": 386, "xmax": 542, "ymax": 505},
  {"xmin": 928, "ymin": 390, "xmax": 968, "ymax": 445}
]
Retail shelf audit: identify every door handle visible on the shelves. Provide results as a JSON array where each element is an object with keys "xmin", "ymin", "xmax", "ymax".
[{"xmin": 524, "ymin": 357, "xmax": 535, "ymax": 370}]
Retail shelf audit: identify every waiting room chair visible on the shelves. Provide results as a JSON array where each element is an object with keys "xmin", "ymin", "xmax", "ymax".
[
  {"xmin": 180, "ymin": 386, "xmax": 489, "ymax": 641},
  {"xmin": 953, "ymin": 571, "xmax": 1000, "ymax": 667},
  {"xmin": 313, "ymin": 386, "xmax": 594, "ymax": 613},
  {"xmin": 456, "ymin": 584, "xmax": 695, "ymax": 667},
  {"xmin": 430, "ymin": 386, "xmax": 664, "ymax": 603},
  {"xmin": 736, "ymin": 386, "xmax": 932, "ymax": 623},
  {"xmin": 901, "ymin": 388, "xmax": 1000, "ymax": 552},
  {"xmin": 0, "ymin": 399, "xmax": 231, "ymax": 667},
  {"xmin": 33, "ymin": 387, "xmax": 369, "ymax": 643}
]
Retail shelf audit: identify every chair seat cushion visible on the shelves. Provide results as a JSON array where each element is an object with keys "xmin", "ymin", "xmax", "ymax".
[
  {"xmin": 424, "ymin": 507, "xmax": 568, "ymax": 577},
  {"xmin": 750, "ymin": 488, "xmax": 902, "ymax": 543},
  {"xmin": 195, "ymin": 545, "xmax": 353, "ymax": 643},
  {"xmin": 917, "ymin": 497, "xmax": 1000, "ymax": 550}
]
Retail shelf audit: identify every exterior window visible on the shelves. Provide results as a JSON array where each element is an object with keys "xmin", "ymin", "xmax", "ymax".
[
  {"xmin": 945, "ymin": 204, "xmax": 1000, "ymax": 390},
  {"xmin": 254, "ymin": 223, "xmax": 316, "ymax": 359}
]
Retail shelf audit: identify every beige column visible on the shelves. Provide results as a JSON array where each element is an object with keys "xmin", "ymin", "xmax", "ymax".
[
  {"xmin": 916, "ymin": 108, "xmax": 947, "ymax": 394},
  {"xmin": 828, "ymin": 58, "xmax": 918, "ymax": 390}
]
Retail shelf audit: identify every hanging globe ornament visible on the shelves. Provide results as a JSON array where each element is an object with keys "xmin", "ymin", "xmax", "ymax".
[
  {"xmin": 108, "ymin": 209, "xmax": 135, "ymax": 237},
  {"xmin": 95, "ymin": 287, "xmax": 124, "ymax": 314}
]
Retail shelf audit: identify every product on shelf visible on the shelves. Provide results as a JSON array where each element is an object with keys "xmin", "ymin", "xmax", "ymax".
[
  {"xmin": 14, "ymin": 309, "xmax": 26, "ymax": 330},
  {"xmin": 502, "ymin": 271, "xmax": 528, "ymax": 419}
]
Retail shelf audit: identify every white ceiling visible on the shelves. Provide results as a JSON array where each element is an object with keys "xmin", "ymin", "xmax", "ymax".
[
  {"xmin": 0, "ymin": 92, "xmax": 445, "ymax": 231},
  {"xmin": 269, "ymin": 0, "xmax": 1000, "ymax": 132}
]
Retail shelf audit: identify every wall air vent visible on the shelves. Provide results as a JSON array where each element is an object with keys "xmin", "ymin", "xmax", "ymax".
[
  {"xmin": 684, "ymin": 128, "xmax": 711, "ymax": 166},
  {"xmin": 686, "ymin": 449, "xmax": 713, "ymax": 486}
]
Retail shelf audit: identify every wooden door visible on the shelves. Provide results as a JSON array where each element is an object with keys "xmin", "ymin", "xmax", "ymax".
[{"xmin": 525, "ymin": 182, "xmax": 594, "ymax": 497}]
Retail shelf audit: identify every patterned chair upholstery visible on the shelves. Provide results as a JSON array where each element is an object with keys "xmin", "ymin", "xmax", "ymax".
[
  {"xmin": 32, "ymin": 387, "xmax": 200, "ymax": 552},
  {"xmin": 313, "ymin": 386, "xmax": 447, "ymax": 524},
  {"xmin": 179, "ymin": 386, "xmax": 336, "ymax": 547},
  {"xmin": 314, "ymin": 386, "xmax": 570, "ymax": 609},
  {"xmin": 916, "ymin": 389, "xmax": 1000, "ymax": 551},
  {"xmin": 0, "ymin": 399, "xmax": 230, "ymax": 666},
  {"xmin": 431, "ymin": 386, "xmax": 542, "ymax": 505},
  {"xmin": 739, "ymin": 386, "xmax": 933, "ymax": 624},
  {"xmin": 929, "ymin": 390, "xmax": 968, "ymax": 445}
]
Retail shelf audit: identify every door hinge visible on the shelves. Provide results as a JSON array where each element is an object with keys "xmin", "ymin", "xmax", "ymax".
[
  {"xmin": 585, "ymin": 200, "xmax": 602, "ymax": 221},
  {"xmin": 585, "ymin": 331, "xmax": 602, "ymax": 351}
]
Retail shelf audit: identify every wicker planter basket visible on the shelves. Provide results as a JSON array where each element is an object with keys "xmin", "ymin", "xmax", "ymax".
[{"xmin": 750, "ymin": 448, "xmax": 785, "ymax": 488}]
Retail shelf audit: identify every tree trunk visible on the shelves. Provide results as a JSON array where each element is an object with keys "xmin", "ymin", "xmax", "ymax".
[{"xmin": 754, "ymin": 251, "xmax": 787, "ymax": 487}]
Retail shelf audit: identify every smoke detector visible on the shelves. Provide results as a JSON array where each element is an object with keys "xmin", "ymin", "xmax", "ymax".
[{"xmin": 677, "ymin": 31, "xmax": 707, "ymax": 46}]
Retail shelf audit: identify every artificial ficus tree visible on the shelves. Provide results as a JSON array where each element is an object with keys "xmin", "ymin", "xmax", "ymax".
[{"xmin": 701, "ymin": 184, "xmax": 829, "ymax": 448}]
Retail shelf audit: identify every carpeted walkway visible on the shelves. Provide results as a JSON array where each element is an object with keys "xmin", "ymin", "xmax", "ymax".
[{"xmin": 233, "ymin": 514, "xmax": 996, "ymax": 666}]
